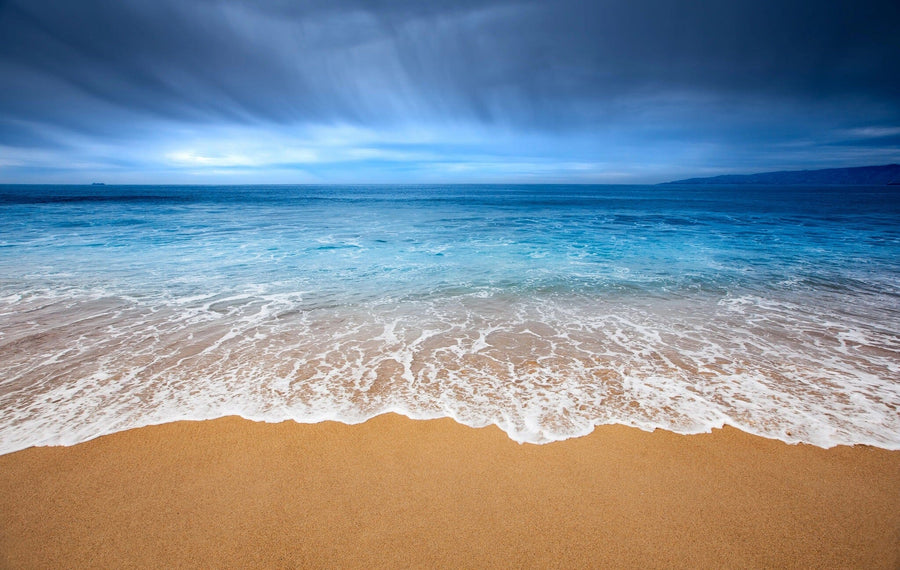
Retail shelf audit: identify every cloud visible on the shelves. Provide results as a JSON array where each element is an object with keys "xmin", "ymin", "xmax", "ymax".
[{"xmin": 0, "ymin": 0, "xmax": 898, "ymax": 182}]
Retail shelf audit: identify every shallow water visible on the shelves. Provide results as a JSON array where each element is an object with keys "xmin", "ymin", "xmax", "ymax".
[{"xmin": 1, "ymin": 184, "xmax": 898, "ymax": 452}]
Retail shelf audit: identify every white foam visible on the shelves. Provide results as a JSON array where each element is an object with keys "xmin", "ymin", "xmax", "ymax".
[{"xmin": 1, "ymin": 288, "xmax": 899, "ymax": 455}]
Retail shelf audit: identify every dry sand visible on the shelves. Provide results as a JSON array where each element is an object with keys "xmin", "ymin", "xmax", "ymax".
[{"xmin": 1, "ymin": 414, "xmax": 898, "ymax": 568}]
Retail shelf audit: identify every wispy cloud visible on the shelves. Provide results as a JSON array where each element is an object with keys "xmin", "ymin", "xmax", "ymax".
[{"xmin": 1, "ymin": 0, "xmax": 898, "ymax": 182}]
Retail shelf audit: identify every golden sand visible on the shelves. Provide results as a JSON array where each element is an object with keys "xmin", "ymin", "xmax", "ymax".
[{"xmin": 1, "ymin": 414, "xmax": 898, "ymax": 568}]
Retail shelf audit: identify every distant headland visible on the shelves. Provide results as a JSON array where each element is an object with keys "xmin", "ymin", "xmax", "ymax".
[{"xmin": 664, "ymin": 164, "xmax": 900, "ymax": 185}]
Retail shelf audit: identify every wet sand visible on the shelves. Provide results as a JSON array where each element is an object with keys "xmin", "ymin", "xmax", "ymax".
[{"xmin": 1, "ymin": 414, "xmax": 898, "ymax": 568}]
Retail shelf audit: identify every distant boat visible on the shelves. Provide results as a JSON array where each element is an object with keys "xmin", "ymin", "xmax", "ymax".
[{"xmin": 91, "ymin": 182, "xmax": 106, "ymax": 186}]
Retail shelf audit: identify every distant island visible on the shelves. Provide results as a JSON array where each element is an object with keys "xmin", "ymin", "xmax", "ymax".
[{"xmin": 664, "ymin": 164, "xmax": 900, "ymax": 185}]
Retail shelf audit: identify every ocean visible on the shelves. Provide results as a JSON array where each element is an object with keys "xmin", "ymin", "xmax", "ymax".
[{"xmin": 1, "ymin": 184, "xmax": 898, "ymax": 453}]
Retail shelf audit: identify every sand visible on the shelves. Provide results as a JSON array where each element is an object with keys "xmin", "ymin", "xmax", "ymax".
[{"xmin": 1, "ymin": 415, "xmax": 898, "ymax": 568}]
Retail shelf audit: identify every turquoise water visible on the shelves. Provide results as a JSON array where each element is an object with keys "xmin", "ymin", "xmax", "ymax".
[{"xmin": 1, "ymin": 184, "xmax": 899, "ymax": 452}]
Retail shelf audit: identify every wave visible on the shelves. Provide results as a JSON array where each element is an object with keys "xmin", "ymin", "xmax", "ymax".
[{"xmin": 1, "ymin": 288, "xmax": 897, "ymax": 454}]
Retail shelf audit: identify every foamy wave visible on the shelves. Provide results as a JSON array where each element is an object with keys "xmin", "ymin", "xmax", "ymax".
[{"xmin": 1, "ymin": 288, "xmax": 898, "ymax": 454}]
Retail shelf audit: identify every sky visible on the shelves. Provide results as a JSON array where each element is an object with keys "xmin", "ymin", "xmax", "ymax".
[{"xmin": 1, "ymin": 0, "xmax": 899, "ymax": 184}]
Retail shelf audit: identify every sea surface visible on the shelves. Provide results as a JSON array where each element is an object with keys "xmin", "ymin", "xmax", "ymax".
[{"xmin": 1, "ymin": 184, "xmax": 899, "ymax": 453}]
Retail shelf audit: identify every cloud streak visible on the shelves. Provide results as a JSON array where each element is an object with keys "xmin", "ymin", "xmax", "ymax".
[{"xmin": 1, "ymin": 0, "xmax": 898, "ymax": 182}]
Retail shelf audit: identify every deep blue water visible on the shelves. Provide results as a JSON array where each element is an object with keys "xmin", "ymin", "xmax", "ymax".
[{"xmin": 1, "ymin": 184, "xmax": 899, "ymax": 452}]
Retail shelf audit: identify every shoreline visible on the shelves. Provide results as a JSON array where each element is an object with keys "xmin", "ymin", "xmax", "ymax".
[
  {"xmin": 2, "ymin": 414, "xmax": 899, "ymax": 568},
  {"xmin": 4, "ymin": 408, "xmax": 900, "ymax": 456}
]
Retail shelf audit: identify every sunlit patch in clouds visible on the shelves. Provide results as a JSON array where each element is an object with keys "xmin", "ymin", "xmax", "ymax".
[
  {"xmin": 166, "ymin": 147, "xmax": 320, "ymax": 168},
  {"xmin": 155, "ymin": 123, "xmax": 622, "ymax": 183},
  {"xmin": 162, "ymin": 124, "xmax": 448, "ymax": 168}
]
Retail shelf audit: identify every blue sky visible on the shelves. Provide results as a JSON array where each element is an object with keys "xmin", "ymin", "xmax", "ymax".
[{"xmin": 1, "ymin": 0, "xmax": 899, "ymax": 184}]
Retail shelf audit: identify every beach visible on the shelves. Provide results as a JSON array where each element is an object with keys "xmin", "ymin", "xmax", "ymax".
[
  {"xmin": 2, "ymin": 185, "xmax": 899, "ymax": 567},
  {"xmin": 2, "ymin": 414, "xmax": 898, "ymax": 568},
  {"xmin": 2, "ymin": 0, "xmax": 899, "ymax": 563}
]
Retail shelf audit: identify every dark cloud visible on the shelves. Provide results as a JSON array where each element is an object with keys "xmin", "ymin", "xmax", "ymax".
[{"xmin": 0, "ymin": 0, "xmax": 898, "ymax": 181}]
